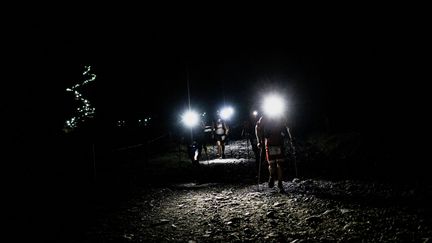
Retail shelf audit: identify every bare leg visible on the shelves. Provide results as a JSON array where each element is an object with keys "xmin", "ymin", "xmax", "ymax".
[
  {"xmin": 268, "ymin": 160, "xmax": 276, "ymax": 188},
  {"xmin": 276, "ymin": 159, "xmax": 285, "ymax": 192},
  {"xmin": 217, "ymin": 141, "xmax": 222, "ymax": 157},
  {"xmin": 194, "ymin": 149, "xmax": 199, "ymax": 161},
  {"xmin": 276, "ymin": 160, "xmax": 283, "ymax": 182}
]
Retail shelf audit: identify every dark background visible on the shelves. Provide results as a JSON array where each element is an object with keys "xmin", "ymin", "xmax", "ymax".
[
  {"xmin": 9, "ymin": 19, "xmax": 418, "ymax": 147},
  {"xmin": 9, "ymin": 20, "xmax": 391, "ymax": 130},
  {"xmin": 3, "ymin": 14, "xmax": 428, "ymax": 241}
]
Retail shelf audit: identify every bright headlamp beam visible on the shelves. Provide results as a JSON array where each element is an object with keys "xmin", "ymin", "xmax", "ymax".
[
  {"xmin": 262, "ymin": 95, "xmax": 285, "ymax": 118},
  {"xmin": 220, "ymin": 106, "xmax": 234, "ymax": 120},
  {"xmin": 182, "ymin": 110, "xmax": 199, "ymax": 127}
]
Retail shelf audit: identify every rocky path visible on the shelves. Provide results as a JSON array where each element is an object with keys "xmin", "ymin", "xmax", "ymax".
[
  {"xmin": 63, "ymin": 140, "xmax": 432, "ymax": 242},
  {"xmin": 73, "ymin": 179, "xmax": 432, "ymax": 242}
]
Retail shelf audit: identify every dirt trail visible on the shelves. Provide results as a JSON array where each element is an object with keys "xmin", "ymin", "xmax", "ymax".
[
  {"xmin": 68, "ymin": 140, "xmax": 432, "ymax": 242},
  {"xmin": 74, "ymin": 180, "xmax": 431, "ymax": 242}
]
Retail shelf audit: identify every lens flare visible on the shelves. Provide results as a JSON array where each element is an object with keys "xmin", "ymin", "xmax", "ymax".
[
  {"xmin": 220, "ymin": 106, "xmax": 234, "ymax": 120},
  {"xmin": 182, "ymin": 110, "xmax": 199, "ymax": 127},
  {"xmin": 262, "ymin": 95, "xmax": 285, "ymax": 118}
]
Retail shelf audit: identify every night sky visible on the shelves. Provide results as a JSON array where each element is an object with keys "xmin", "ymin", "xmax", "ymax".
[
  {"xmin": 19, "ymin": 22, "xmax": 377, "ymax": 127},
  {"xmin": 5, "ymin": 17, "xmax": 421, "ymax": 156}
]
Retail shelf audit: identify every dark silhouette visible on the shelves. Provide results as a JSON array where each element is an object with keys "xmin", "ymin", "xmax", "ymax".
[
  {"xmin": 241, "ymin": 114, "xmax": 260, "ymax": 165},
  {"xmin": 200, "ymin": 121, "xmax": 214, "ymax": 160},
  {"xmin": 256, "ymin": 115, "xmax": 293, "ymax": 193},
  {"xmin": 213, "ymin": 118, "xmax": 229, "ymax": 159}
]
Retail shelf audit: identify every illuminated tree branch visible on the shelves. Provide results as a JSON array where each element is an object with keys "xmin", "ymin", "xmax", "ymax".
[{"xmin": 64, "ymin": 65, "xmax": 96, "ymax": 132}]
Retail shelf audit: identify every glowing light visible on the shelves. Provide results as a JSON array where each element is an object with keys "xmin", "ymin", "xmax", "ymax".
[
  {"xmin": 220, "ymin": 106, "xmax": 234, "ymax": 120},
  {"xmin": 182, "ymin": 110, "xmax": 199, "ymax": 127},
  {"xmin": 117, "ymin": 120, "xmax": 125, "ymax": 127},
  {"xmin": 262, "ymin": 94, "xmax": 285, "ymax": 118},
  {"xmin": 253, "ymin": 110, "xmax": 258, "ymax": 116},
  {"xmin": 64, "ymin": 65, "xmax": 96, "ymax": 131}
]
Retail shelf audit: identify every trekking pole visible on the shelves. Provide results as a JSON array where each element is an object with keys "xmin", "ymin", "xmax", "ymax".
[
  {"xmin": 178, "ymin": 139, "xmax": 181, "ymax": 163},
  {"xmin": 289, "ymin": 139, "xmax": 298, "ymax": 178},
  {"xmin": 287, "ymin": 127, "xmax": 298, "ymax": 178},
  {"xmin": 257, "ymin": 144, "xmax": 262, "ymax": 191},
  {"xmin": 246, "ymin": 136, "xmax": 250, "ymax": 160}
]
